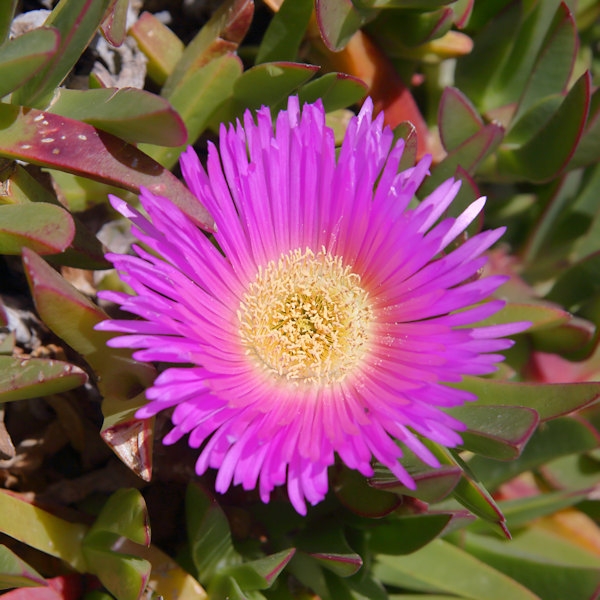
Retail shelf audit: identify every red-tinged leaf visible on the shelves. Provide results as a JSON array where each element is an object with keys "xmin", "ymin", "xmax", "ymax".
[
  {"xmin": 0, "ymin": 356, "xmax": 87, "ymax": 403},
  {"xmin": 371, "ymin": 464, "xmax": 462, "ymax": 504},
  {"xmin": 129, "ymin": 12, "xmax": 184, "ymax": 85},
  {"xmin": 13, "ymin": 0, "xmax": 113, "ymax": 108},
  {"xmin": 0, "ymin": 544, "xmax": 47, "ymax": 590},
  {"xmin": 100, "ymin": 0, "xmax": 128, "ymax": 46},
  {"xmin": 569, "ymin": 87, "xmax": 600, "ymax": 169},
  {"xmin": 530, "ymin": 316, "xmax": 596, "ymax": 359},
  {"xmin": 0, "ymin": 203, "xmax": 74, "ymax": 255},
  {"xmin": 448, "ymin": 405, "xmax": 540, "ymax": 461},
  {"xmin": 223, "ymin": 549, "xmax": 296, "ymax": 590},
  {"xmin": 439, "ymin": 87, "xmax": 484, "ymax": 152},
  {"xmin": 0, "ymin": 0, "xmax": 18, "ymax": 44},
  {"xmin": 48, "ymin": 87, "xmax": 188, "ymax": 147},
  {"xmin": 316, "ymin": 0, "xmax": 373, "ymax": 52},
  {"xmin": 81, "ymin": 546, "xmax": 150, "ymax": 600},
  {"xmin": 0, "ymin": 28, "xmax": 59, "ymax": 99},
  {"xmin": 453, "ymin": 0, "xmax": 474, "ymax": 28},
  {"xmin": 298, "ymin": 523, "xmax": 362, "ymax": 577},
  {"xmin": 456, "ymin": 377, "xmax": 600, "ymax": 421},
  {"xmin": 163, "ymin": 0, "xmax": 254, "ymax": 97},
  {"xmin": 512, "ymin": 2, "xmax": 578, "ymax": 123},
  {"xmin": 0, "ymin": 103, "xmax": 212, "ymax": 229},
  {"xmin": 496, "ymin": 71, "xmax": 591, "ymax": 183},
  {"xmin": 478, "ymin": 302, "xmax": 570, "ymax": 333},
  {"xmin": 86, "ymin": 489, "xmax": 150, "ymax": 547},
  {"xmin": 469, "ymin": 416, "xmax": 600, "ymax": 491},
  {"xmin": 421, "ymin": 122, "xmax": 504, "ymax": 196}
]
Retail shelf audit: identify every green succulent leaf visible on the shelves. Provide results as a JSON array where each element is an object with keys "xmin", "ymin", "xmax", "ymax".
[
  {"xmin": 315, "ymin": 0, "xmax": 376, "ymax": 52},
  {"xmin": 438, "ymin": 86, "xmax": 484, "ymax": 152},
  {"xmin": 0, "ymin": 202, "xmax": 74, "ymax": 255},
  {"xmin": 0, "ymin": 489, "xmax": 88, "ymax": 572},
  {"xmin": 256, "ymin": 0, "xmax": 313, "ymax": 63},
  {"xmin": 81, "ymin": 545, "xmax": 151, "ymax": 600},
  {"xmin": 85, "ymin": 489, "xmax": 150, "ymax": 547},
  {"xmin": 99, "ymin": 0, "xmax": 129, "ymax": 46},
  {"xmin": 0, "ymin": 355, "xmax": 87, "ymax": 402},
  {"xmin": 448, "ymin": 404, "xmax": 539, "ymax": 460},
  {"xmin": 140, "ymin": 53, "xmax": 242, "ymax": 169},
  {"xmin": 462, "ymin": 529, "xmax": 600, "ymax": 600},
  {"xmin": 297, "ymin": 72, "xmax": 368, "ymax": 112},
  {"xmin": 129, "ymin": 11, "xmax": 184, "ymax": 86},
  {"xmin": 0, "ymin": 0, "xmax": 17, "ymax": 44},
  {"xmin": 162, "ymin": 0, "xmax": 253, "ymax": 98},
  {"xmin": 0, "ymin": 544, "xmax": 46, "ymax": 590},
  {"xmin": 13, "ymin": 0, "xmax": 113, "ymax": 108},
  {"xmin": 374, "ymin": 539, "xmax": 540, "ymax": 600},
  {"xmin": 223, "ymin": 549, "xmax": 295, "ymax": 591},
  {"xmin": 496, "ymin": 71, "xmax": 591, "ymax": 183},
  {"xmin": 368, "ymin": 513, "xmax": 453, "ymax": 555},
  {"xmin": 186, "ymin": 484, "xmax": 241, "ymax": 584},
  {"xmin": 468, "ymin": 416, "xmax": 600, "ymax": 490},
  {"xmin": 47, "ymin": 88, "xmax": 188, "ymax": 147},
  {"xmin": 0, "ymin": 27, "xmax": 59, "ymax": 99},
  {"xmin": 456, "ymin": 377, "xmax": 600, "ymax": 420}
]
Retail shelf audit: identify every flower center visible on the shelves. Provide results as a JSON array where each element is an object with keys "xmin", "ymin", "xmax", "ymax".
[{"xmin": 238, "ymin": 248, "xmax": 373, "ymax": 385}]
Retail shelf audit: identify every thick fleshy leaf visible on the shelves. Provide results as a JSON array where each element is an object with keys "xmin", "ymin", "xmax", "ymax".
[
  {"xmin": 297, "ymin": 522, "xmax": 362, "ymax": 577},
  {"xmin": 463, "ymin": 529, "xmax": 600, "ymax": 600},
  {"xmin": 223, "ymin": 549, "xmax": 295, "ymax": 591},
  {"xmin": 511, "ymin": 2, "xmax": 577, "ymax": 122},
  {"xmin": 13, "ymin": 0, "xmax": 113, "ymax": 108},
  {"xmin": 0, "ymin": 490, "xmax": 88, "ymax": 572},
  {"xmin": 48, "ymin": 88, "xmax": 188, "ymax": 147},
  {"xmin": 468, "ymin": 416, "xmax": 600, "ymax": 490},
  {"xmin": 369, "ymin": 514, "xmax": 453, "ymax": 555},
  {"xmin": 162, "ymin": 0, "xmax": 253, "ymax": 97},
  {"xmin": 0, "ymin": 103, "xmax": 212, "ymax": 229},
  {"xmin": 539, "ymin": 453, "xmax": 600, "ymax": 491},
  {"xmin": 448, "ymin": 405, "xmax": 539, "ymax": 460},
  {"xmin": 477, "ymin": 301, "xmax": 569, "ymax": 332},
  {"xmin": 0, "ymin": 203, "xmax": 74, "ymax": 255},
  {"xmin": 420, "ymin": 122, "xmax": 504, "ymax": 195},
  {"xmin": 367, "ymin": 7, "xmax": 453, "ymax": 53},
  {"xmin": 438, "ymin": 86, "xmax": 484, "ymax": 152},
  {"xmin": 3, "ymin": 164, "xmax": 108, "ymax": 269},
  {"xmin": 81, "ymin": 546, "xmax": 150, "ymax": 600},
  {"xmin": 334, "ymin": 465, "xmax": 401, "ymax": 517},
  {"xmin": 568, "ymin": 87, "xmax": 600, "ymax": 169},
  {"xmin": 496, "ymin": 71, "xmax": 591, "ymax": 183},
  {"xmin": 545, "ymin": 250, "xmax": 600, "ymax": 311},
  {"xmin": 233, "ymin": 62, "xmax": 319, "ymax": 110},
  {"xmin": 100, "ymin": 0, "xmax": 129, "ymax": 46},
  {"xmin": 257, "ymin": 0, "xmax": 312, "ymax": 63},
  {"xmin": 22, "ymin": 248, "xmax": 156, "ymax": 477},
  {"xmin": 315, "ymin": 0, "xmax": 375, "ymax": 52},
  {"xmin": 457, "ymin": 377, "xmax": 600, "ymax": 420},
  {"xmin": 530, "ymin": 316, "xmax": 596, "ymax": 358},
  {"xmin": 129, "ymin": 11, "xmax": 184, "ymax": 85},
  {"xmin": 372, "ymin": 454, "xmax": 462, "ymax": 504},
  {"xmin": 186, "ymin": 484, "xmax": 240, "ymax": 583},
  {"xmin": 139, "ymin": 54, "xmax": 242, "ymax": 169},
  {"xmin": 0, "ymin": 355, "xmax": 87, "ymax": 402},
  {"xmin": 0, "ymin": 0, "xmax": 17, "ymax": 43},
  {"xmin": 297, "ymin": 72, "xmax": 367, "ymax": 112},
  {"xmin": 0, "ymin": 28, "xmax": 59, "ymax": 99},
  {"xmin": 86, "ymin": 489, "xmax": 150, "ymax": 547},
  {"xmin": 0, "ymin": 544, "xmax": 46, "ymax": 590},
  {"xmin": 374, "ymin": 539, "xmax": 540, "ymax": 600}
]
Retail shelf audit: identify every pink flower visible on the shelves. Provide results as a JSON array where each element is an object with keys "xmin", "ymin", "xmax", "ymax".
[{"xmin": 97, "ymin": 97, "xmax": 526, "ymax": 514}]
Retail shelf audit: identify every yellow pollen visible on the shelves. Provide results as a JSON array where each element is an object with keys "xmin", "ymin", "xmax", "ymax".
[{"xmin": 238, "ymin": 248, "xmax": 373, "ymax": 385}]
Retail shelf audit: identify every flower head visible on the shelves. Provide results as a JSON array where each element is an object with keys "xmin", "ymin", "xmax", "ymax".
[{"xmin": 97, "ymin": 97, "xmax": 526, "ymax": 514}]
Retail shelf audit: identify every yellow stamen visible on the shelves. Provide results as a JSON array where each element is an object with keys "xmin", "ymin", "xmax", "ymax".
[{"xmin": 238, "ymin": 248, "xmax": 373, "ymax": 385}]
